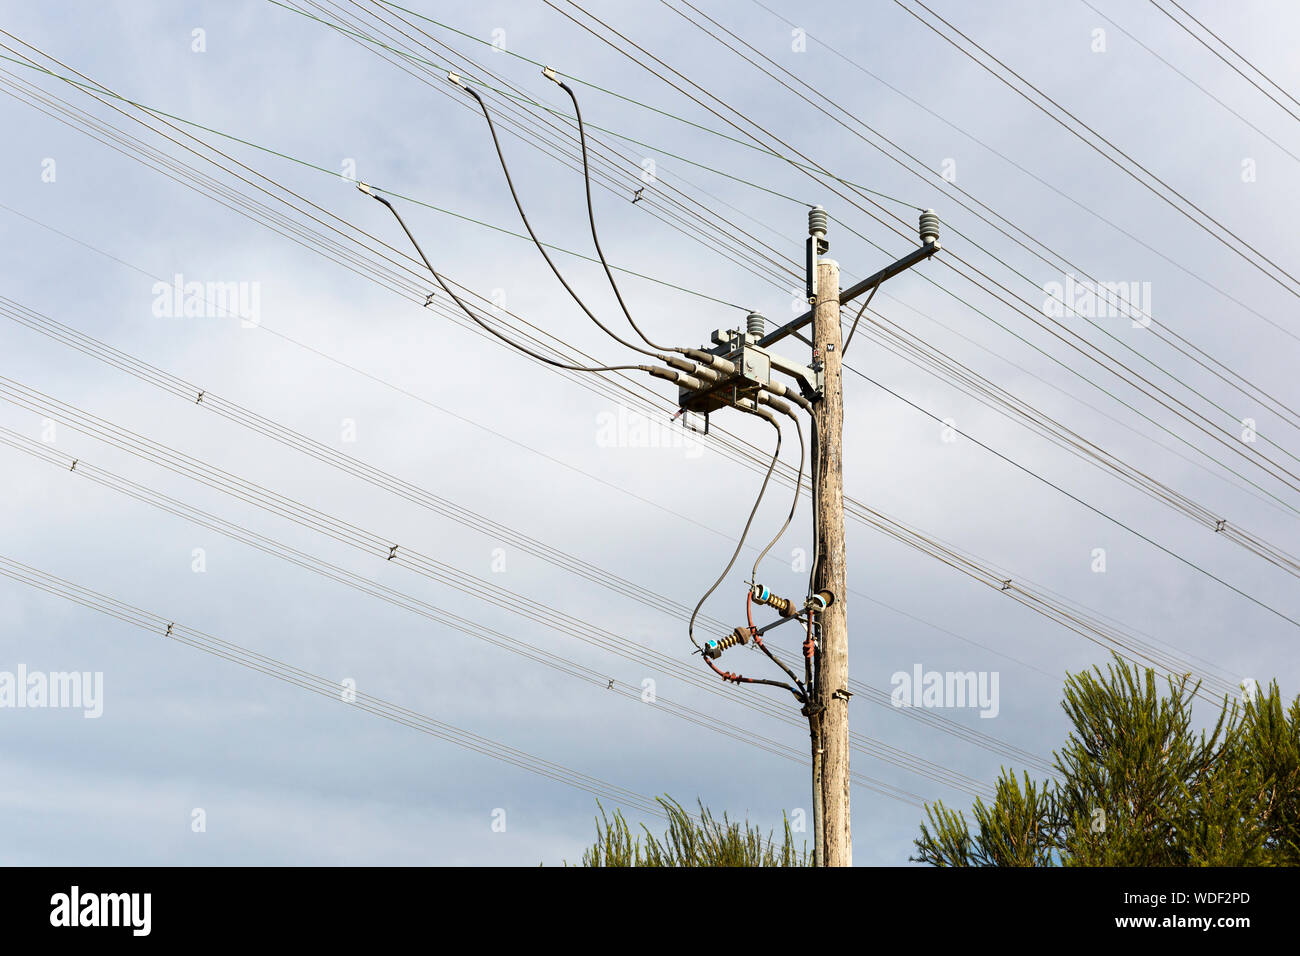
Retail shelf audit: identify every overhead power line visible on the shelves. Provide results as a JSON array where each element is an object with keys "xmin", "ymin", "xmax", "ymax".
[
  {"xmin": 758, "ymin": 0, "xmax": 1300, "ymax": 346},
  {"xmin": 661, "ymin": 0, "xmax": 1300, "ymax": 443},
  {"xmin": 0, "ymin": 425, "xmax": 951, "ymax": 803},
  {"xmin": 9, "ymin": 26, "xmax": 1298, "ymax": 508},
  {"xmin": 528, "ymin": 1, "xmax": 1300, "ymax": 507},
  {"xmin": 888, "ymin": 0, "xmax": 1300, "ymax": 299},
  {"xmin": 1145, "ymin": 0, "xmax": 1300, "ymax": 125},
  {"xmin": 0, "ymin": 27, "xmax": 1247, "ymax": 707},
  {"xmin": 0, "ymin": 553, "xmax": 673, "ymax": 819},
  {"xmin": 0, "ymin": 207, "xmax": 1067, "ymax": 763},
  {"xmin": 1077, "ymin": 0, "xmax": 1300, "ymax": 165}
]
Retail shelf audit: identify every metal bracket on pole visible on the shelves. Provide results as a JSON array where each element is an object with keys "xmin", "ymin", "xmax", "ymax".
[
  {"xmin": 675, "ymin": 320, "xmax": 823, "ymax": 413},
  {"xmin": 760, "ymin": 211, "xmax": 941, "ymax": 351}
]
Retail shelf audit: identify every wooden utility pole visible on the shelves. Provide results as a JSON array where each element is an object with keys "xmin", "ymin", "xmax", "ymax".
[
  {"xmin": 367, "ymin": 140, "xmax": 937, "ymax": 869},
  {"xmin": 811, "ymin": 255, "xmax": 851, "ymax": 866},
  {"xmin": 726, "ymin": 205, "xmax": 935, "ymax": 867}
]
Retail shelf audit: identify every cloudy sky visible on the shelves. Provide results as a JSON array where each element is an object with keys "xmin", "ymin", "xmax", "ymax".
[{"xmin": 1, "ymin": 0, "xmax": 1297, "ymax": 865}]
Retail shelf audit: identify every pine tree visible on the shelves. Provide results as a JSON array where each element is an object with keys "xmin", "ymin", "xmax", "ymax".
[
  {"xmin": 574, "ymin": 797, "xmax": 812, "ymax": 866},
  {"xmin": 913, "ymin": 654, "xmax": 1300, "ymax": 866}
]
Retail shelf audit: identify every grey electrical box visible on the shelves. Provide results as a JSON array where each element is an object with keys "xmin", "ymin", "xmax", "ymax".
[{"xmin": 678, "ymin": 334, "xmax": 772, "ymax": 414}]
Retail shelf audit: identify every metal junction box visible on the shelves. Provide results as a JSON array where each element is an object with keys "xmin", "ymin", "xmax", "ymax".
[{"xmin": 678, "ymin": 337, "xmax": 772, "ymax": 414}]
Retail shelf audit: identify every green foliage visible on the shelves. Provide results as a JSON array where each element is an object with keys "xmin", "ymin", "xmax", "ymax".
[
  {"xmin": 576, "ymin": 796, "xmax": 812, "ymax": 867},
  {"xmin": 912, "ymin": 655, "xmax": 1300, "ymax": 866},
  {"xmin": 916, "ymin": 770, "xmax": 1056, "ymax": 866}
]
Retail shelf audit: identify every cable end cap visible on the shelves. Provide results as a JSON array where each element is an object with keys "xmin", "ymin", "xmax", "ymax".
[{"xmin": 806, "ymin": 589, "xmax": 835, "ymax": 612}]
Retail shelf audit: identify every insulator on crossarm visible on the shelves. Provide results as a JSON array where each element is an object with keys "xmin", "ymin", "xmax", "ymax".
[
  {"xmin": 919, "ymin": 209, "xmax": 940, "ymax": 246},
  {"xmin": 808, "ymin": 205, "xmax": 828, "ymax": 239},
  {"xmin": 703, "ymin": 627, "xmax": 751, "ymax": 659},
  {"xmin": 751, "ymin": 583, "xmax": 796, "ymax": 617}
]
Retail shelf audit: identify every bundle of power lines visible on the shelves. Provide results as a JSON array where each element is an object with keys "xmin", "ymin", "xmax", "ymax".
[{"xmin": 1, "ymin": 0, "xmax": 1296, "ymax": 816}]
